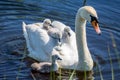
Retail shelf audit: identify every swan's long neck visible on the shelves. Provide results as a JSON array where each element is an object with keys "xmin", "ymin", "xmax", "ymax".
[{"xmin": 75, "ymin": 12, "xmax": 93, "ymax": 71}]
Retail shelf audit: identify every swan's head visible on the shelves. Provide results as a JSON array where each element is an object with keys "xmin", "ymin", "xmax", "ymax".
[
  {"xmin": 78, "ymin": 6, "xmax": 101, "ymax": 35},
  {"xmin": 54, "ymin": 31, "xmax": 62, "ymax": 39},
  {"xmin": 43, "ymin": 19, "xmax": 52, "ymax": 30}
]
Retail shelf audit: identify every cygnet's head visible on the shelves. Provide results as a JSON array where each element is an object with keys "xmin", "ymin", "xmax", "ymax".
[
  {"xmin": 52, "ymin": 54, "xmax": 62, "ymax": 63},
  {"xmin": 64, "ymin": 26, "xmax": 71, "ymax": 37},
  {"xmin": 43, "ymin": 19, "xmax": 52, "ymax": 30},
  {"xmin": 78, "ymin": 6, "xmax": 101, "ymax": 35},
  {"xmin": 54, "ymin": 32, "xmax": 62, "ymax": 39}
]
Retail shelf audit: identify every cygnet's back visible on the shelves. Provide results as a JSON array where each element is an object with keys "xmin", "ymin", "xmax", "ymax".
[{"xmin": 31, "ymin": 54, "xmax": 62, "ymax": 73}]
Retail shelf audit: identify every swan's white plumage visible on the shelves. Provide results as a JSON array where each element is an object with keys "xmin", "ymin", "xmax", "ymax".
[
  {"xmin": 23, "ymin": 22, "xmax": 57, "ymax": 61},
  {"xmin": 23, "ymin": 6, "xmax": 101, "ymax": 71},
  {"xmin": 23, "ymin": 21, "xmax": 78, "ymax": 67},
  {"xmin": 23, "ymin": 22, "xmax": 78, "ymax": 69}
]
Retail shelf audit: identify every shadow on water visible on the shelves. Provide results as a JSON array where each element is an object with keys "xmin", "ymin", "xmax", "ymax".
[{"xmin": 0, "ymin": 0, "xmax": 120, "ymax": 80}]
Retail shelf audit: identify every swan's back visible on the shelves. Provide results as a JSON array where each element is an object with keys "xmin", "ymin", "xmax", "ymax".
[
  {"xmin": 22, "ymin": 21, "xmax": 78, "ymax": 69},
  {"xmin": 22, "ymin": 22, "xmax": 56, "ymax": 61}
]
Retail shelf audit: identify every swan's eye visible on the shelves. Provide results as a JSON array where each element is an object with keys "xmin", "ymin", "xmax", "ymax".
[{"xmin": 90, "ymin": 15, "xmax": 99, "ymax": 23}]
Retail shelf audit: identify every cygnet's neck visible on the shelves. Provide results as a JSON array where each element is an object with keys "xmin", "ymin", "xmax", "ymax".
[
  {"xmin": 75, "ymin": 12, "xmax": 93, "ymax": 71},
  {"xmin": 51, "ymin": 61, "xmax": 59, "ymax": 71}
]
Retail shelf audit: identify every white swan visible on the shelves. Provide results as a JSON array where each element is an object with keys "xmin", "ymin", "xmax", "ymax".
[{"xmin": 22, "ymin": 6, "xmax": 101, "ymax": 71}]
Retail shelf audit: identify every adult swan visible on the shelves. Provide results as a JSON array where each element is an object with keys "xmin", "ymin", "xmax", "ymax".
[{"xmin": 22, "ymin": 6, "xmax": 101, "ymax": 71}]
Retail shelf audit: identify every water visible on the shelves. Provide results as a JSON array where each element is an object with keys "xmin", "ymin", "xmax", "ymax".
[{"xmin": 0, "ymin": 0, "xmax": 120, "ymax": 80}]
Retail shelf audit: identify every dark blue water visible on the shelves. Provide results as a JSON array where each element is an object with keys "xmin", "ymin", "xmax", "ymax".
[{"xmin": 0, "ymin": 0, "xmax": 120, "ymax": 80}]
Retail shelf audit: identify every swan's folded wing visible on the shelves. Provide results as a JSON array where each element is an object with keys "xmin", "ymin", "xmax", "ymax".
[{"xmin": 22, "ymin": 22, "xmax": 58, "ymax": 61}]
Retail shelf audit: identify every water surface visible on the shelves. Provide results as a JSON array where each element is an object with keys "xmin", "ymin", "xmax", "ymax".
[{"xmin": 0, "ymin": 0, "xmax": 120, "ymax": 80}]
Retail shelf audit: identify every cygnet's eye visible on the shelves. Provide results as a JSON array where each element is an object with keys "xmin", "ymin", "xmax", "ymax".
[
  {"xmin": 45, "ymin": 22, "xmax": 49, "ymax": 24},
  {"xmin": 44, "ymin": 21, "xmax": 47, "ymax": 24},
  {"xmin": 47, "ymin": 22, "xmax": 51, "ymax": 25},
  {"xmin": 48, "ymin": 23, "xmax": 50, "ymax": 25}
]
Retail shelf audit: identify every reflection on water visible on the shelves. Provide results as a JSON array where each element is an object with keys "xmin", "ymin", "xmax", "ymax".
[
  {"xmin": 0, "ymin": 0, "xmax": 120, "ymax": 80},
  {"xmin": 29, "ymin": 63, "xmax": 94, "ymax": 80}
]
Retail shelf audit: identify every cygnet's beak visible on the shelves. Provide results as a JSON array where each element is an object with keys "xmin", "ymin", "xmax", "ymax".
[
  {"xmin": 58, "ymin": 38, "xmax": 62, "ymax": 46},
  {"xmin": 91, "ymin": 20, "xmax": 101, "ymax": 35},
  {"xmin": 57, "ymin": 57, "xmax": 62, "ymax": 60},
  {"xmin": 50, "ymin": 24, "xmax": 54, "ymax": 27},
  {"xmin": 58, "ymin": 38, "xmax": 61, "ymax": 42}
]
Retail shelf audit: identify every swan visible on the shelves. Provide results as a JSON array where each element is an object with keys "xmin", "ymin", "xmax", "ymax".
[
  {"xmin": 22, "ymin": 6, "xmax": 101, "ymax": 71},
  {"xmin": 74, "ymin": 6, "xmax": 101, "ymax": 71},
  {"xmin": 31, "ymin": 54, "xmax": 62, "ymax": 73}
]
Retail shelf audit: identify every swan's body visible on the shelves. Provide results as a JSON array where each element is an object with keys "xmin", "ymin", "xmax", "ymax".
[
  {"xmin": 22, "ymin": 6, "xmax": 101, "ymax": 71},
  {"xmin": 22, "ymin": 21, "xmax": 77, "ymax": 65},
  {"xmin": 31, "ymin": 54, "xmax": 62, "ymax": 73}
]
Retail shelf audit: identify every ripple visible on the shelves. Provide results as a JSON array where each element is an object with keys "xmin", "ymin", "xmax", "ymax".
[{"xmin": 0, "ymin": 0, "xmax": 120, "ymax": 80}]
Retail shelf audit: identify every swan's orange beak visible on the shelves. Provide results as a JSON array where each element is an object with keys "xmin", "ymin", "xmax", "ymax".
[{"xmin": 91, "ymin": 20, "xmax": 101, "ymax": 35}]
